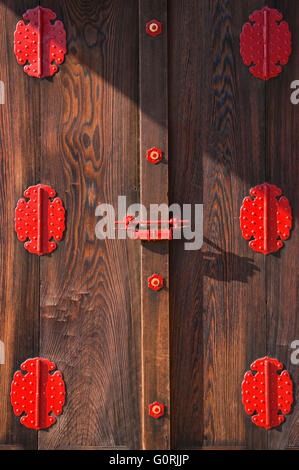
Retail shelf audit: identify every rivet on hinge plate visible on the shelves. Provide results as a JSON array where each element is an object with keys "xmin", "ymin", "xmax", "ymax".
[
  {"xmin": 240, "ymin": 6, "xmax": 291, "ymax": 80},
  {"xmin": 240, "ymin": 183, "xmax": 292, "ymax": 255},
  {"xmin": 14, "ymin": 6, "xmax": 67, "ymax": 78},
  {"xmin": 242, "ymin": 357, "xmax": 293, "ymax": 429},
  {"xmin": 15, "ymin": 184, "xmax": 65, "ymax": 255},
  {"xmin": 11, "ymin": 358, "xmax": 66, "ymax": 430},
  {"xmin": 146, "ymin": 20, "xmax": 162, "ymax": 37},
  {"xmin": 149, "ymin": 401, "xmax": 164, "ymax": 419}
]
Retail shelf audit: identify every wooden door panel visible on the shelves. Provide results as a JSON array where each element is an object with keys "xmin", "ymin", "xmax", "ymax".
[{"xmin": 0, "ymin": 0, "xmax": 40, "ymax": 450}]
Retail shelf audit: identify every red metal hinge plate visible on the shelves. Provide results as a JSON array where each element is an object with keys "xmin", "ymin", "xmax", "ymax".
[
  {"xmin": 15, "ymin": 184, "xmax": 65, "ymax": 255},
  {"xmin": 240, "ymin": 6, "xmax": 291, "ymax": 80},
  {"xmin": 242, "ymin": 357, "xmax": 293, "ymax": 429},
  {"xmin": 11, "ymin": 358, "xmax": 66, "ymax": 430},
  {"xmin": 240, "ymin": 183, "xmax": 292, "ymax": 255},
  {"xmin": 14, "ymin": 6, "xmax": 67, "ymax": 78}
]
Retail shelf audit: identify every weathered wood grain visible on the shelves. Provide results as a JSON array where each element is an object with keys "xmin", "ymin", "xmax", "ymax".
[
  {"xmin": 0, "ymin": 0, "xmax": 40, "ymax": 450},
  {"xmin": 139, "ymin": 0, "xmax": 170, "ymax": 450},
  {"xmin": 38, "ymin": 0, "xmax": 141, "ymax": 449},
  {"xmin": 169, "ymin": 0, "xmax": 267, "ymax": 449},
  {"xmin": 0, "ymin": 0, "xmax": 297, "ymax": 450},
  {"xmin": 265, "ymin": 0, "xmax": 299, "ymax": 450}
]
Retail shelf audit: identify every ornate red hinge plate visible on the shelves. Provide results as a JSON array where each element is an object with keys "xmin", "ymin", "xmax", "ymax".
[
  {"xmin": 242, "ymin": 357, "xmax": 293, "ymax": 429},
  {"xmin": 14, "ymin": 6, "xmax": 67, "ymax": 78},
  {"xmin": 240, "ymin": 183, "xmax": 292, "ymax": 255},
  {"xmin": 240, "ymin": 6, "xmax": 291, "ymax": 80},
  {"xmin": 15, "ymin": 184, "xmax": 65, "ymax": 255},
  {"xmin": 11, "ymin": 358, "xmax": 66, "ymax": 430},
  {"xmin": 115, "ymin": 216, "xmax": 190, "ymax": 241}
]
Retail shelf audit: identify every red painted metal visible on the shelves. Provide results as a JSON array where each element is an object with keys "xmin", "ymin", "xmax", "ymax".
[
  {"xmin": 147, "ymin": 147, "xmax": 163, "ymax": 165},
  {"xmin": 242, "ymin": 357, "xmax": 293, "ymax": 430},
  {"xmin": 148, "ymin": 274, "xmax": 164, "ymax": 291},
  {"xmin": 149, "ymin": 402, "xmax": 164, "ymax": 419},
  {"xmin": 11, "ymin": 358, "xmax": 66, "ymax": 430},
  {"xmin": 240, "ymin": 183, "xmax": 292, "ymax": 255},
  {"xmin": 115, "ymin": 216, "xmax": 190, "ymax": 241},
  {"xmin": 15, "ymin": 184, "xmax": 65, "ymax": 255},
  {"xmin": 146, "ymin": 20, "xmax": 162, "ymax": 37},
  {"xmin": 240, "ymin": 6, "xmax": 291, "ymax": 80},
  {"xmin": 14, "ymin": 6, "xmax": 67, "ymax": 78}
]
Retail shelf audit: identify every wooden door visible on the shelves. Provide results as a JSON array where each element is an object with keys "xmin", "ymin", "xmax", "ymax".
[
  {"xmin": 169, "ymin": 0, "xmax": 299, "ymax": 450},
  {"xmin": 0, "ymin": 0, "xmax": 298, "ymax": 450}
]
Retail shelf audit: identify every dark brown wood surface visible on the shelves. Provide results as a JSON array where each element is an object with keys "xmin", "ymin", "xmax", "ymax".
[
  {"xmin": 169, "ymin": 0, "xmax": 267, "ymax": 449},
  {"xmin": 169, "ymin": 0, "xmax": 298, "ymax": 450},
  {"xmin": 38, "ymin": 0, "xmax": 141, "ymax": 450},
  {"xmin": 139, "ymin": 0, "xmax": 170, "ymax": 450},
  {"xmin": 0, "ymin": 0, "xmax": 297, "ymax": 450}
]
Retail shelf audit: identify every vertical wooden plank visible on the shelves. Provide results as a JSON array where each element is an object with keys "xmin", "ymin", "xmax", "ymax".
[
  {"xmin": 139, "ymin": 0, "xmax": 169, "ymax": 450},
  {"xmin": 38, "ymin": 0, "xmax": 141, "ymax": 449},
  {"xmin": 169, "ymin": 0, "xmax": 267, "ymax": 449},
  {"xmin": 0, "ymin": 0, "xmax": 40, "ymax": 449},
  {"xmin": 266, "ymin": 0, "xmax": 299, "ymax": 450}
]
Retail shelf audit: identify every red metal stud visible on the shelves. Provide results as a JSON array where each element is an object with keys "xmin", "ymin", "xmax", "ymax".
[
  {"xmin": 115, "ymin": 216, "xmax": 190, "ymax": 241},
  {"xmin": 240, "ymin": 183, "xmax": 292, "ymax": 255},
  {"xmin": 11, "ymin": 358, "xmax": 66, "ymax": 430},
  {"xmin": 146, "ymin": 20, "xmax": 162, "ymax": 37},
  {"xmin": 14, "ymin": 6, "xmax": 67, "ymax": 78},
  {"xmin": 146, "ymin": 147, "xmax": 163, "ymax": 165},
  {"xmin": 148, "ymin": 274, "xmax": 164, "ymax": 291},
  {"xmin": 149, "ymin": 401, "xmax": 164, "ymax": 419},
  {"xmin": 242, "ymin": 357, "xmax": 293, "ymax": 430},
  {"xmin": 240, "ymin": 6, "xmax": 291, "ymax": 80},
  {"xmin": 15, "ymin": 184, "xmax": 65, "ymax": 256}
]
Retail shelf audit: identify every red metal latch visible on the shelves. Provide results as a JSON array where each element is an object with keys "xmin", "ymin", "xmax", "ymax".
[
  {"xmin": 14, "ymin": 6, "xmax": 67, "ymax": 78},
  {"xmin": 240, "ymin": 183, "xmax": 292, "ymax": 255},
  {"xmin": 11, "ymin": 358, "xmax": 66, "ymax": 430},
  {"xmin": 240, "ymin": 6, "xmax": 291, "ymax": 80},
  {"xmin": 242, "ymin": 357, "xmax": 293, "ymax": 429},
  {"xmin": 115, "ymin": 216, "xmax": 189, "ymax": 241},
  {"xmin": 15, "ymin": 184, "xmax": 65, "ymax": 255}
]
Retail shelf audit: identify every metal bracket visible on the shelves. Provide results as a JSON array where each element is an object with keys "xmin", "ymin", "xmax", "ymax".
[
  {"xmin": 14, "ymin": 6, "xmax": 67, "ymax": 78},
  {"xmin": 240, "ymin": 6, "xmax": 291, "ymax": 80},
  {"xmin": 15, "ymin": 184, "xmax": 65, "ymax": 255},
  {"xmin": 11, "ymin": 358, "xmax": 66, "ymax": 430},
  {"xmin": 240, "ymin": 183, "xmax": 292, "ymax": 255},
  {"xmin": 242, "ymin": 357, "xmax": 293, "ymax": 429}
]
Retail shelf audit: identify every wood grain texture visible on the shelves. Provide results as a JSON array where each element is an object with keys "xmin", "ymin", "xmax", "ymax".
[
  {"xmin": 169, "ymin": 0, "xmax": 268, "ymax": 449},
  {"xmin": 0, "ymin": 0, "xmax": 40, "ymax": 450},
  {"xmin": 38, "ymin": 0, "xmax": 141, "ymax": 449},
  {"xmin": 0, "ymin": 0, "xmax": 297, "ymax": 451},
  {"xmin": 265, "ymin": 0, "xmax": 299, "ymax": 450},
  {"xmin": 139, "ymin": 0, "xmax": 170, "ymax": 450}
]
